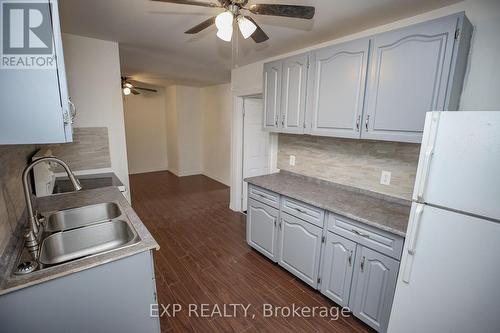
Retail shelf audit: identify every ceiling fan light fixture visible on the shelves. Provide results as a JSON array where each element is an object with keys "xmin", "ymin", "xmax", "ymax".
[
  {"xmin": 215, "ymin": 11, "xmax": 233, "ymax": 42},
  {"xmin": 215, "ymin": 11, "xmax": 233, "ymax": 31},
  {"xmin": 216, "ymin": 27, "xmax": 232, "ymax": 42},
  {"xmin": 237, "ymin": 16, "xmax": 257, "ymax": 39},
  {"xmin": 123, "ymin": 87, "xmax": 131, "ymax": 96}
]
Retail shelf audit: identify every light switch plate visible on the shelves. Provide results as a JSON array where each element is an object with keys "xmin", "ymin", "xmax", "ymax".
[
  {"xmin": 380, "ymin": 170, "xmax": 391, "ymax": 185},
  {"xmin": 289, "ymin": 155, "xmax": 296, "ymax": 166}
]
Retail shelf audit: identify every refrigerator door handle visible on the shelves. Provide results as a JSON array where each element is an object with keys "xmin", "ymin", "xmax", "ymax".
[
  {"xmin": 402, "ymin": 203, "xmax": 424, "ymax": 283},
  {"xmin": 416, "ymin": 112, "xmax": 440, "ymax": 202}
]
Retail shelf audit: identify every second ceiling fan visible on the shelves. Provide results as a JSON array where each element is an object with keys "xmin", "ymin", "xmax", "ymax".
[{"xmin": 151, "ymin": 0, "xmax": 315, "ymax": 43}]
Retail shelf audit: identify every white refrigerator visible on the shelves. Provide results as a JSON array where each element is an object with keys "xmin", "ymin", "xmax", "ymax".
[{"xmin": 388, "ymin": 111, "xmax": 500, "ymax": 333}]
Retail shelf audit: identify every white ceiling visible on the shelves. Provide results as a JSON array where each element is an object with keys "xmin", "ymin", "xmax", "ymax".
[{"xmin": 59, "ymin": 0, "xmax": 461, "ymax": 86}]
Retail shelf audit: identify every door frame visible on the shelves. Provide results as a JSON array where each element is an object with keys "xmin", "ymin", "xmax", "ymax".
[{"xmin": 230, "ymin": 92, "xmax": 278, "ymax": 213}]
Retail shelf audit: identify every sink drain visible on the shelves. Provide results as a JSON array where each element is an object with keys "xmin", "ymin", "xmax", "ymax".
[{"xmin": 14, "ymin": 261, "xmax": 38, "ymax": 275}]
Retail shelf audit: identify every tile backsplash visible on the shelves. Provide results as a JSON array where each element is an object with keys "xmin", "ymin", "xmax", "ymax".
[
  {"xmin": 0, "ymin": 145, "xmax": 37, "ymax": 256},
  {"xmin": 278, "ymin": 134, "xmax": 420, "ymax": 200}
]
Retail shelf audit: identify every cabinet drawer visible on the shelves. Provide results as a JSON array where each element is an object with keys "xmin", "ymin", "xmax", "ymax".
[
  {"xmin": 248, "ymin": 185, "xmax": 280, "ymax": 209},
  {"xmin": 281, "ymin": 197, "xmax": 325, "ymax": 228},
  {"xmin": 328, "ymin": 213, "xmax": 404, "ymax": 260}
]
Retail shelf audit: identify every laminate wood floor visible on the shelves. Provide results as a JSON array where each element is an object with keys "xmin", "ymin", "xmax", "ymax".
[{"xmin": 130, "ymin": 171, "xmax": 374, "ymax": 333}]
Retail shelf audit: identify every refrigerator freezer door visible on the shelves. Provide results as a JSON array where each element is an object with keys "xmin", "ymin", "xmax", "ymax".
[
  {"xmin": 388, "ymin": 203, "xmax": 500, "ymax": 333},
  {"xmin": 413, "ymin": 111, "xmax": 500, "ymax": 221}
]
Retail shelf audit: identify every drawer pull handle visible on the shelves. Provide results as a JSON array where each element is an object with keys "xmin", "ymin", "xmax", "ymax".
[
  {"xmin": 257, "ymin": 193, "xmax": 267, "ymax": 199},
  {"xmin": 294, "ymin": 207, "xmax": 307, "ymax": 214},
  {"xmin": 348, "ymin": 250, "xmax": 353, "ymax": 266},
  {"xmin": 352, "ymin": 229, "xmax": 370, "ymax": 238}
]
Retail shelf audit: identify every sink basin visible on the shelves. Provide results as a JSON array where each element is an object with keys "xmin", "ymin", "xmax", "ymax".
[
  {"xmin": 39, "ymin": 220, "xmax": 139, "ymax": 265},
  {"xmin": 44, "ymin": 202, "xmax": 121, "ymax": 232}
]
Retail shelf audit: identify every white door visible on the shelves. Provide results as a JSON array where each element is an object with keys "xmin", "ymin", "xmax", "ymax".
[
  {"xmin": 388, "ymin": 203, "xmax": 500, "ymax": 333},
  {"xmin": 242, "ymin": 98, "xmax": 270, "ymax": 211},
  {"xmin": 414, "ymin": 111, "xmax": 500, "ymax": 221}
]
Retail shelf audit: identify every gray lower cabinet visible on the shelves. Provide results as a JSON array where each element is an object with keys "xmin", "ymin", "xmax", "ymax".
[
  {"xmin": 246, "ymin": 185, "xmax": 402, "ymax": 333},
  {"xmin": 320, "ymin": 232, "xmax": 357, "ymax": 307},
  {"xmin": 0, "ymin": 251, "xmax": 160, "ymax": 333},
  {"xmin": 278, "ymin": 212, "xmax": 323, "ymax": 288},
  {"xmin": 349, "ymin": 246, "xmax": 400, "ymax": 332},
  {"xmin": 246, "ymin": 198, "xmax": 280, "ymax": 261}
]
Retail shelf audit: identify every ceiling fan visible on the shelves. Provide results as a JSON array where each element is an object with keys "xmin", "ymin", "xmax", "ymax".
[
  {"xmin": 121, "ymin": 77, "xmax": 158, "ymax": 96},
  {"xmin": 151, "ymin": 0, "xmax": 315, "ymax": 43}
]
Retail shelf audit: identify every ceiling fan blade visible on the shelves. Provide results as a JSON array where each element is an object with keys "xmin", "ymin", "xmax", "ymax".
[
  {"xmin": 131, "ymin": 88, "xmax": 141, "ymax": 95},
  {"xmin": 185, "ymin": 16, "xmax": 216, "ymax": 34},
  {"xmin": 136, "ymin": 87, "xmax": 158, "ymax": 93},
  {"xmin": 245, "ymin": 16, "xmax": 269, "ymax": 43},
  {"xmin": 248, "ymin": 4, "xmax": 315, "ymax": 19},
  {"xmin": 150, "ymin": 0, "xmax": 220, "ymax": 8}
]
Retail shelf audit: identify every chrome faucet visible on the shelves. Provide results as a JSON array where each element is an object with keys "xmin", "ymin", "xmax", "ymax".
[{"xmin": 22, "ymin": 157, "xmax": 82, "ymax": 260}]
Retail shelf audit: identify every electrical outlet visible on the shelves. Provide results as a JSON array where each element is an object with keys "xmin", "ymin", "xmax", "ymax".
[
  {"xmin": 380, "ymin": 171, "xmax": 391, "ymax": 185},
  {"xmin": 289, "ymin": 155, "xmax": 296, "ymax": 166}
]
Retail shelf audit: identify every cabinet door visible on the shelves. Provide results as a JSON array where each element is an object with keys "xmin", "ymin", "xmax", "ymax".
[
  {"xmin": 307, "ymin": 39, "xmax": 369, "ymax": 138},
  {"xmin": 320, "ymin": 232, "xmax": 357, "ymax": 307},
  {"xmin": 278, "ymin": 213, "xmax": 323, "ymax": 288},
  {"xmin": 0, "ymin": 0, "xmax": 72, "ymax": 144},
  {"xmin": 280, "ymin": 54, "xmax": 308, "ymax": 134},
  {"xmin": 350, "ymin": 246, "xmax": 400, "ymax": 333},
  {"xmin": 362, "ymin": 15, "xmax": 458, "ymax": 143},
  {"xmin": 247, "ymin": 198, "xmax": 279, "ymax": 262},
  {"xmin": 263, "ymin": 60, "xmax": 282, "ymax": 132}
]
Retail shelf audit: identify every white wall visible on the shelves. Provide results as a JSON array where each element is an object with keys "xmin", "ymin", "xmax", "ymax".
[
  {"xmin": 62, "ymin": 33, "xmax": 130, "ymax": 201},
  {"xmin": 201, "ymin": 84, "xmax": 232, "ymax": 185},
  {"xmin": 176, "ymin": 86, "xmax": 203, "ymax": 176},
  {"xmin": 165, "ymin": 85, "xmax": 179, "ymax": 175},
  {"xmin": 123, "ymin": 84, "xmax": 168, "ymax": 174}
]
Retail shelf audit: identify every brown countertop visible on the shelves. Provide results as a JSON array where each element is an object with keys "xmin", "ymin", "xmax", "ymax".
[
  {"xmin": 245, "ymin": 172, "xmax": 411, "ymax": 237},
  {"xmin": 0, "ymin": 187, "xmax": 158, "ymax": 295}
]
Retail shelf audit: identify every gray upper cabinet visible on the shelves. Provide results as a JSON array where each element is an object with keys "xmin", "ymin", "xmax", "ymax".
[
  {"xmin": 246, "ymin": 198, "xmax": 280, "ymax": 262},
  {"xmin": 308, "ymin": 39, "xmax": 370, "ymax": 138},
  {"xmin": 280, "ymin": 54, "xmax": 308, "ymax": 134},
  {"xmin": 362, "ymin": 13, "xmax": 471, "ymax": 143},
  {"xmin": 263, "ymin": 60, "xmax": 282, "ymax": 132},
  {"xmin": 320, "ymin": 232, "xmax": 357, "ymax": 307},
  {"xmin": 0, "ymin": 0, "xmax": 73, "ymax": 144},
  {"xmin": 278, "ymin": 212, "xmax": 323, "ymax": 288},
  {"xmin": 350, "ymin": 245, "xmax": 400, "ymax": 333},
  {"xmin": 261, "ymin": 13, "xmax": 471, "ymax": 144}
]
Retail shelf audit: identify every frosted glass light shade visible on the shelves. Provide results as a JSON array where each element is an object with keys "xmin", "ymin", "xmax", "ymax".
[
  {"xmin": 123, "ymin": 87, "xmax": 131, "ymax": 95},
  {"xmin": 237, "ymin": 16, "xmax": 256, "ymax": 39},
  {"xmin": 216, "ymin": 27, "xmax": 232, "ymax": 42}
]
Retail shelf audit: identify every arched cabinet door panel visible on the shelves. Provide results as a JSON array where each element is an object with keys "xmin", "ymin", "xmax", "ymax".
[
  {"xmin": 320, "ymin": 232, "xmax": 357, "ymax": 307},
  {"xmin": 263, "ymin": 60, "xmax": 282, "ymax": 132},
  {"xmin": 246, "ymin": 198, "xmax": 279, "ymax": 262},
  {"xmin": 281, "ymin": 54, "xmax": 308, "ymax": 134},
  {"xmin": 350, "ymin": 245, "xmax": 400, "ymax": 333},
  {"xmin": 362, "ymin": 15, "xmax": 460, "ymax": 143},
  {"xmin": 308, "ymin": 39, "xmax": 370, "ymax": 139},
  {"xmin": 278, "ymin": 213, "xmax": 323, "ymax": 288}
]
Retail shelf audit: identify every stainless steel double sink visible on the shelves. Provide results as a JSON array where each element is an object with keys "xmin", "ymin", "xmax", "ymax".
[{"xmin": 34, "ymin": 202, "xmax": 140, "ymax": 268}]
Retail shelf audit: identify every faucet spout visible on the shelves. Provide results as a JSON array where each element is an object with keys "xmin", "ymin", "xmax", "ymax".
[{"xmin": 22, "ymin": 157, "xmax": 82, "ymax": 260}]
